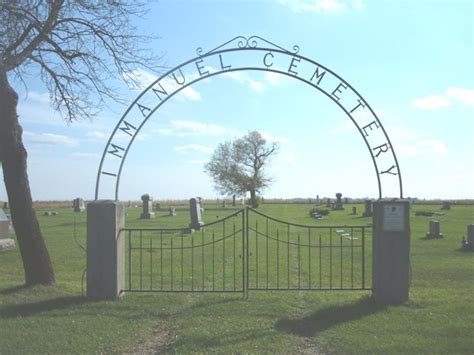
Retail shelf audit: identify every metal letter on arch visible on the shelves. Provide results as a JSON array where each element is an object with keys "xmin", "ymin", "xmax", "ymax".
[{"xmin": 95, "ymin": 36, "xmax": 403, "ymax": 200}]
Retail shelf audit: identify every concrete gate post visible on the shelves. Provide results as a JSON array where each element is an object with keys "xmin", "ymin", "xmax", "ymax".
[
  {"xmin": 87, "ymin": 200, "xmax": 125, "ymax": 299},
  {"xmin": 372, "ymin": 199, "xmax": 410, "ymax": 304}
]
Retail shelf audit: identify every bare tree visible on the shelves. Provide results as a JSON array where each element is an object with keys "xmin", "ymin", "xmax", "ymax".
[
  {"xmin": 205, "ymin": 131, "xmax": 279, "ymax": 208},
  {"xmin": 0, "ymin": 1, "xmax": 163, "ymax": 285}
]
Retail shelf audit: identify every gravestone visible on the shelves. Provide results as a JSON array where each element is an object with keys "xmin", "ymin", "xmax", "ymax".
[
  {"xmin": 316, "ymin": 195, "xmax": 320, "ymax": 205},
  {"xmin": 0, "ymin": 208, "xmax": 10, "ymax": 239},
  {"xmin": 441, "ymin": 201, "xmax": 450, "ymax": 210},
  {"xmin": 352, "ymin": 206, "xmax": 357, "ymax": 215},
  {"xmin": 222, "ymin": 200, "xmax": 226, "ymax": 208},
  {"xmin": 333, "ymin": 193, "xmax": 344, "ymax": 210},
  {"xmin": 73, "ymin": 198, "xmax": 85, "ymax": 212},
  {"xmin": 155, "ymin": 202, "xmax": 161, "ymax": 210},
  {"xmin": 169, "ymin": 207, "xmax": 176, "ymax": 216},
  {"xmin": 232, "ymin": 194, "xmax": 236, "ymax": 207},
  {"xmin": 426, "ymin": 220, "xmax": 443, "ymax": 238},
  {"xmin": 241, "ymin": 197, "xmax": 245, "ymax": 205},
  {"xmin": 189, "ymin": 198, "xmax": 204, "ymax": 230},
  {"xmin": 140, "ymin": 194, "xmax": 155, "ymax": 219},
  {"xmin": 326, "ymin": 198, "xmax": 331, "ymax": 207},
  {"xmin": 344, "ymin": 197, "xmax": 348, "ymax": 204},
  {"xmin": 467, "ymin": 224, "xmax": 474, "ymax": 248},
  {"xmin": 363, "ymin": 199, "xmax": 373, "ymax": 217}
]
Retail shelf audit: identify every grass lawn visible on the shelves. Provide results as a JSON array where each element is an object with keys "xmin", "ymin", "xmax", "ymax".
[{"xmin": 0, "ymin": 202, "xmax": 473, "ymax": 353}]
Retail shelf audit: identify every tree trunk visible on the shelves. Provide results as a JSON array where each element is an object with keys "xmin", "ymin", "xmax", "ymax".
[
  {"xmin": 0, "ymin": 70, "xmax": 55, "ymax": 286},
  {"xmin": 250, "ymin": 189, "xmax": 258, "ymax": 208}
]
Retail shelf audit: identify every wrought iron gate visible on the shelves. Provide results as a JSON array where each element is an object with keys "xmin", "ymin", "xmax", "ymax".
[
  {"xmin": 246, "ymin": 208, "xmax": 370, "ymax": 291},
  {"xmin": 121, "ymin": 208, "xmax": 371, "ymax": 294},
  {"xmin": 123, "ymin": 209, "xmax": 245, "ymax": 293}
]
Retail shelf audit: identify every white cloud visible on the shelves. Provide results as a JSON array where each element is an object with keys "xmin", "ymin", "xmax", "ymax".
[
  {"xmin": 445, "ymin": 87, "xmax": 474, "ymax": 107},
  {"xmin": 23, "ymin": 131, "xmax": 78, "ymax": 147},
  {"xmin": 125, "ymin": 68, "xmax": 157, "ymax": 90},
  {"xmin": 154, "ymin": 120, "xmax": 227, "ymax": 137},
  {"xmin": 264, "ymin": 72, "xmax": 285, "ymax": 85},
  {"xmin": 278, "ymin": 0, "xmax": 360, "ymax": 13},
  {"xmin": 223, "ymin": 72, "xmax": 265, "ymax": 93},
  {"xmin": 86, "ymin": 131, "xmax": 107, "ymax": 139},
  {"xmin": 412, "ymin": 95, "xmax": 451, "ymax": 110},
  {"xmin": 174, "ymin": 144, "xmax": 214, "ymax": 154},
  {"xmin": 412, "ymin": 87, "xmax": 474, "ymax": 110}
]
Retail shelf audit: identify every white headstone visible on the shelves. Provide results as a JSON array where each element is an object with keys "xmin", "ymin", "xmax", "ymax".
[{"xmin": 0, "ymin": 208, "xmax": 9, "ymax": 239}]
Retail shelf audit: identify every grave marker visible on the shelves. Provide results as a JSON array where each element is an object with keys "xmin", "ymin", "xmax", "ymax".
[
  {"xmin": 426, "ymin": 220, "xmax": 443, "ymax": 238},
  {"xmin": 363, "ymin": 199, "xmax": 373, "ymax": 217},
  {"xmin": 140, "ymin": 194, "xmax": 155, "ymax": 219},
  {"xmin": 169, "ymin": 207, "xmax": 176, "ymax": 216},
  {"xmin": 333, "ymin": 192, "xmax": 344, "ymax": 210},
  {"xmin": 73, "ymin": 198, "xmax": 85, "ymax": 212},
  {"xmin": 441, "ymin": 201, "xmax": 451, "ymax": 210},
  {"xmin": 467, "ymin": 224, "xmax": 474, "ymax": 249},
  {"xmin": 189, "ymin": 198, "xmax": 204, "ymax": 230},
  {"xmin": 0, "ymin": 209, "xmax": 10, "ymax": 239},
  {"xmin": 232, "ymin": 194, "xmax": 236, "ymax": 207}
]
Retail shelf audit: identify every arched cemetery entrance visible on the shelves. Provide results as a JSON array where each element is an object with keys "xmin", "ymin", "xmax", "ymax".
[{"xmin": 89, "ymin": 37, "xmax": 408, "ymax": 301}]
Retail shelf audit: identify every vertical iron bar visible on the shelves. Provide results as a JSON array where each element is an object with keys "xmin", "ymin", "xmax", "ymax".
[
  {"xmin": 128, "ymin": 230, "xmax": 131, "ymax": 291},
  {"xmin": 181, "ymin": 237, "xmax": 184, "ymax": 291},
  {"xmin": 202, "ymin": 229, "xmax": 205, "ymax": 291},
  {"xmin": 319, "ymin": 235, "xmax": 322, "ymax": 289},
  {"xmin": 212, "ymin": 230, "xmax": 215, "ymax": 291},
  {"xmin": 223, "ymin": 220, "xmax": 226, "ymax": 291},
  {"xmin": 171, "ymin": 237, "xmax": 173, "ymax": 291},
  {"xmin": 340, "ymin": 230, "xmax": 343, "ymax": 289},
  {"xmin": 308, "ymin": 228, "xmax": 311, "ymax": 289},
  {"xmin": 241, "ymin": 210, "xmax": 245, "ymax": 294},
  {"xmin": 351, "ymin": 227, "xmax": 354, "ymax": 289},
  {"xmin": 287, "ymin": 224, "xmax": 290, "ymax": 289},
  {"xmin": 266, "ymin": 218, "xmax": 269, "ymax": 289},
  {"xmin": 329, "ymin": 228, "xmax": 332, "ymax": 289},
  {"xmin": 276, "ymin": 229, "xmax": 280, "ymax": 289},
  {"xmin": 150, "ymin": 238, "xmax": 153, "ymax": 290},
  {"xmin": 255, "ymin": 220, "xmax": 259, "ymax": 289},
  {"xmin": 298, "ymin": 233, "xmax": 301, "ymax": 289},
  {"xmin": 362, "ymin": 227, "xmax": 366, "ymax": 289},
  {"xmin": 140, "ymin": 230, "xmax": 143, "ymax": 290},
  {"xmin": 233, "ymin": 223, "xmax": 236, "ymax": 291},
  {"xmin": 160, "ymin": 231, "xmax": 163, "ymax": 290},
  {"xmin": 246, "ymin": 208, "xmax": 249, "ymax": 294}
]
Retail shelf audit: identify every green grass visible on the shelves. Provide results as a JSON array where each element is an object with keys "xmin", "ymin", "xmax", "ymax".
[{"xmin": 0, "ymin": 203, "xmax": 473, "ymax": 353}]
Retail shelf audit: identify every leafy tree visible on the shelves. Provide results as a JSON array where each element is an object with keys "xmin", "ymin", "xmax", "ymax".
[
  {"xmin": 0, "ymin": 1, "xmax": 162, "ymax": 285},
  {"xmin": 205, "ymin": 131, "xmax": 279, "ymax": 208}
]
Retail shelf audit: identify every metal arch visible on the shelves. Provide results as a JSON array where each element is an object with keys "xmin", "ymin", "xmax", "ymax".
[{"xmin": 95, "ymin": 38, "xmax": 403, "ymax": 201}]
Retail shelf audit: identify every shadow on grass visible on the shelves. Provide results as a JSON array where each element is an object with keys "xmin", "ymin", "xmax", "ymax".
[
  {"xmin": 0, "ymin": 285, "xmax": 28, "ymax": 295},
  {"xmin": 275, "ymin": 296, "xmax": 385, "ymax": 337},
  {"xmin": 0, "ymin": 295, "xmax": 92, "ymax": 319}
]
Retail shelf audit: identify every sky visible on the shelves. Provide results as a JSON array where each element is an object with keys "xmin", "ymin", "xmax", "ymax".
[{"xmin": 1, "ymin": 0, "xmax": 473, "ymax": 201}]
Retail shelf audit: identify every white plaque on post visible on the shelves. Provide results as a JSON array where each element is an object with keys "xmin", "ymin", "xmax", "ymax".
[{"xmin": 383, "ymin": 204, "xmax": 406, "ymax": 232}]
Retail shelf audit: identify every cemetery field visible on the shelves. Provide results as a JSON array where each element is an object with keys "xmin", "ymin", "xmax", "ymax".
[{"xmin": 0, "ymin": 203, "xmax": 473, "ymax": 354}]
